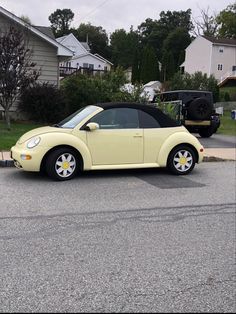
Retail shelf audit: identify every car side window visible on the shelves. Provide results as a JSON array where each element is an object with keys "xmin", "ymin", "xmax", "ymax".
[
  {"xmin": 139, "ymin": 110, "xmax": 161, "ymax": 128},
  {"xmin": 91, "ymin": 108, "xmax": 139, "ymax": 129}
]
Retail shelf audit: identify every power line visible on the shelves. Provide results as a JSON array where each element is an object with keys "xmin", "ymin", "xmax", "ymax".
[{"xmin": 80, "ymin": 0, "xmax": 111, "ymax": 22}]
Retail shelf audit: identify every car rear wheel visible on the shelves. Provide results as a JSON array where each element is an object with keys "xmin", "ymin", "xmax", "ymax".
[
  {"xmin": 167, "ymin": 146, "xmax": 196, "ymax": 175},
  {"xmin": 46, "ymin": 148, "xmax": 79, "ymax": 181}
]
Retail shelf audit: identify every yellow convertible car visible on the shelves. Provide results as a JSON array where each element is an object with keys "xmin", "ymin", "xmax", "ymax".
[{"xmin": 11, "ymin": 102, "xmax": 204, "ymax": 181}]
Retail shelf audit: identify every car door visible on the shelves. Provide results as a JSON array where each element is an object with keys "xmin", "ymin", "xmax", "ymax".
[
  {"xmin": 86, "ymin": 108, "xmax": 143, "ymax": 165},
  {"xmin": 138, "ymin": 109, "xmax": 170, "ymax": 163}
]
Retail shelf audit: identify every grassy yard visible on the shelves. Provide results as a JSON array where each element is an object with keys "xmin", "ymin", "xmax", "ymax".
[
  {"xmin": 217, "ymin": 110, "xmax": 236, "ymax": 136},
  {"xmin": 0, "ymin": 121, "xmax": 44, "ymax": 150},
  {"xmin": 0, "ymin": 111, "xmax": 235, "ymax": 150}
]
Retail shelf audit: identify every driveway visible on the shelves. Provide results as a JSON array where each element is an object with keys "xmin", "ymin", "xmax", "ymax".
[{"xmin": 196, "ymin": 133, "xmax": 236, "ymax": 148}]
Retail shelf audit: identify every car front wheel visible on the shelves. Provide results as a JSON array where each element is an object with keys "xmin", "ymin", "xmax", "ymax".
[
  {"xmin": 167, "ymin": 146, "xmax": 196, "ymax": 175},
  {"xmin": 46, "ymin": 148, "xmax": 79, "ymax": 181}
]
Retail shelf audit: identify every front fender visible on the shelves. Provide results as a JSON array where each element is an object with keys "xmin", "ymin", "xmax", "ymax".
[
  {"xmin": 41, "ymin": 133, "xmax": 92, "ymax": 170},
  {"xmin": 157, "ymin": 132, "xmax": 202, "ymax": 167}
]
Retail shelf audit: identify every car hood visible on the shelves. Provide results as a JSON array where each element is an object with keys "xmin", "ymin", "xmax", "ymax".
[{"xmin": 17, "ymin": 126, "xmax": 72, "ymax": 144}]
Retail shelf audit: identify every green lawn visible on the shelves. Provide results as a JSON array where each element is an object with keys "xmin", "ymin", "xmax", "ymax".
[
  {"xmin": 217, "ymin": 110, "xmax": 236, "ymax": 136},
  {"xmin": 0, "ymin": 121, "xmax": 44, "ymax": 150}
]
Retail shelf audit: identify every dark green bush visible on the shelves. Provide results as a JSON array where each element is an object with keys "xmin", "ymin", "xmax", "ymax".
[
  {"xmin": 19, "ymin": 83, "xmax": 66, "ymax": 123},
  {"xmin": 169, "ymin": 71, "xmax": 220, "ymax": 102},
  {"xmin": 61, "ymin": 67, "xmax": 131, "ymax": 115},
  {"xmin": 19, "ymin": 68, "xmax": 148, "ymax": 122},
  {"xmin": 224, "ymin": 92, "xmax": 231, "ymax": 101}
]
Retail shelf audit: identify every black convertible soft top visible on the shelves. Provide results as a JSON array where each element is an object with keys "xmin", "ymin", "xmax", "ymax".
[{"xmin": 96, "ymin": 102, "xmax": 178, "ymax": 128}]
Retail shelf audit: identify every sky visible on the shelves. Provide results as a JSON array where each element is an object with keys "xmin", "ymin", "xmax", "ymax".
[{"xmin": 0, "ymin": 0, "xmax": 233, "ymax": 34}]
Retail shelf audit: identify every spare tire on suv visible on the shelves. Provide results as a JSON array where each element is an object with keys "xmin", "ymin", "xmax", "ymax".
[
  {"xmin": 187, "ymin": 97, "xmax": 213, "ymax": 120},
  {"xmin": 155, "ymin": 90, "xmax": 220, "ymax": 138}
]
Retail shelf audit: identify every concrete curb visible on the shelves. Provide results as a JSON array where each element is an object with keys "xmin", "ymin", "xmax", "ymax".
[
  {"xmin": 0, "ymin": 160, "xmax": 14, "ymax": 167},
  {"xmin": 203, "ymin": 156, "xmax": 232, "ymax": 162}
]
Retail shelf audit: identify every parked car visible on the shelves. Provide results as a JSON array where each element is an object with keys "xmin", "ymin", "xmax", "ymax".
[
  {"xmin": 11, "ymin": 102, "xmax": 204, "ymax": 181},
  {"xmin": 153, "ymin": 90, "xmax": 221, "ymax": 137}
]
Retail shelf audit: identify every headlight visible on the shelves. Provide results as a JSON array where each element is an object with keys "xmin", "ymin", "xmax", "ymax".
[{"xmin": 27, "ymin": 137, "xmax": 41, "ymax": 149}]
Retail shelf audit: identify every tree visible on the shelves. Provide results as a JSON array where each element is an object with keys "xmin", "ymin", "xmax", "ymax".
[
  {"xmin": 136, "ymin": 9, "xmax": 193, "ymax": 78},
  {"xmin": 131, "ymin": 48, "xmax": 141, "ymax": 83},
  {"xmin": 216, "ymin": 3, "xmax": 236, "ymax": 39},
  {"xmin": 162, "ymin": 27, "xmax": 191, "ymax": 78},
  {"xmin": 158, "ymin": 9, "xmax": 194, "ymax": 34},
  {"xmin": 49, "ymin": 9, "xmax": 74, "ymax": 37},
  {"xmin": 192, "ymin": 6, "xmax": 219, "ymax": 37},
  {"xmin": 110, "ymin": 28, "xmax": 140, "ymax": 68},
  {"xmin": 137, "ymin": 18, "xmax": 159, "ymax": 45},
  {"xmin": 0, "ymin": 25, "xmax": 39, "ymax": 130},
  {"xmin": 161, "ymin": 50, "xmax": 175, "ymax": 81},
  {"xmin": 140, "ymin": 45, "xmax": 159, "ymax": 84}
]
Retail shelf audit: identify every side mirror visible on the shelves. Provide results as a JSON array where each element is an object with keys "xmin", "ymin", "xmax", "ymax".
[{"xmin": 85, "ymin": 122, "xmax": 99, "ymax": 131}]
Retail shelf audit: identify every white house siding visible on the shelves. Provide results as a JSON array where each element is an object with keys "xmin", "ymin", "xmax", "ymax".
[
  {"xmin": 71, "ymin": 54, "xmax": 110, "ymax": 71},
  {"xmin": 211, "ymin": 45, "xmax": 236, "ymax": 80},
  {"xmin": 183, "ymin": 37, "xmax": 212, "ymax": 76},
  {"xmin": 182, "ymin": 36, "xmax": 236, "ymax": 82},
  {"xmin": 57, "ymin": 34, "xmax": 87, "ymax": 56}
]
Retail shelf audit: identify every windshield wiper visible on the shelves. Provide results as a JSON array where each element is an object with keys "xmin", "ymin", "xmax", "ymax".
[{"xmin": 52, "ymin": 124, "xmax": 61, "ymax": 128}]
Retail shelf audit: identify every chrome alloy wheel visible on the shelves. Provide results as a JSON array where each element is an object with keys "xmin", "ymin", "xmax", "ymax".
[
  {"xmin": 55, "ymin": 153, "xmax": 76, "ymax": 178},
  {"xmin": 173, "ymin": 149, "xmax": 193, "ymax": 173}
]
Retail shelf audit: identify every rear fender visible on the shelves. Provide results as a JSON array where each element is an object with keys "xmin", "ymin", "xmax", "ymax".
[{"xmin": 157, "ymin": 132, "xmax": 201, "ymax": 166}]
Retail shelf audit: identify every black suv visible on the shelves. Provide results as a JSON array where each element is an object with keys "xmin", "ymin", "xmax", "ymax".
[{"xmin": 154, "ymin": 90, "xmax": 220, "ymax": 137}]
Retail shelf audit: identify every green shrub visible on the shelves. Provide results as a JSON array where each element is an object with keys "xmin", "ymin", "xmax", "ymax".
[
  {"xmin": 19, "ymin": 83, "xmax": 66, "ymax": 123},
  {"xmin": 61, "ymin": 67, "xmax": 133, "ymax": 115},
  {"xmin": 169, "ymin": 71, "xmax": 219, "ymax": 102},
  {"xmin": 224, "ymin": 92, "xmax": 231, "ymax": 101}
]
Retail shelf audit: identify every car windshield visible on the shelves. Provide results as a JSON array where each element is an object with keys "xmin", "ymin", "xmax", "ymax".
[{"xmin": 55, "ymin": 105, "xmax": 99, "ymax": 129}]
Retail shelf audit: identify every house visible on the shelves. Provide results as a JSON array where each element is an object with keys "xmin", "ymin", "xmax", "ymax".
[
  {"xmin": 56, "ymin": 33, "xmax": 89, "ymax": 57},
  {"xmin": 0, "ymin": 5, "xmax": 73, "ymax": 115},
  {"xmin": 56, "ymin": 33, "xmax": 113, "ymax": 76},
  {"xmin": 181, "ymin": 36, "xmax": 236, "ymax": 82},
  {"xmin": 0, "ymin": 6, "xmax": 73, "ymax": 87}
]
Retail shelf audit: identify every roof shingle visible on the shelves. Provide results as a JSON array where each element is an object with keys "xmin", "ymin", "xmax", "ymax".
[{"xmin": 202, "ymin": 36, "xmax": 236, "ymax": 46}]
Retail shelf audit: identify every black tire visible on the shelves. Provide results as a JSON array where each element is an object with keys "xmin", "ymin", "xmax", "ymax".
[
  {"xmin": 187, "ymin": 97, "xmax": 212, "ymax": 120},
  {"xmin": 167, "ymin": 145, "xmax": 196, "ymax": 175},
  {"xmin": 198, "ymin": 126, "xmax": 215, "ymax": 138},
  {"xmin": 45, "ymin": 148, "xmax": 79, "ymax": 181}
]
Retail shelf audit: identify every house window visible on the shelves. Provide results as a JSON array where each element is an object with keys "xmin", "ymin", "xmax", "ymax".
[
  {"xmin": 219, "ymin": 47, "xmax": 224, "ymax": 53},
  {"xmin": 83, "ymin": 63, "xmax": 88, "ymax": 68},
  {"xmin": 89, "ymin": 64, "xmax": 94, "ymax": 69},
  {"xmin": 217, "ymin": 64, "xmax": 223, "ymax": 71}
]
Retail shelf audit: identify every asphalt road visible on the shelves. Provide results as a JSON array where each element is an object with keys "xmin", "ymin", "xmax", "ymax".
[
  {"xmin": 0, "ymin": 162, "xmax": 235, "ymax": 312},
  {"xmin": 196, "ymin": 133, "xmax": 236, "ymax": 148}
]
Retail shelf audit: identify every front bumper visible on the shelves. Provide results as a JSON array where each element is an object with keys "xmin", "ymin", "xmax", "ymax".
[{"xmin": 11, "ymin": 144, "xmax": 49, "ymax": 172}]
